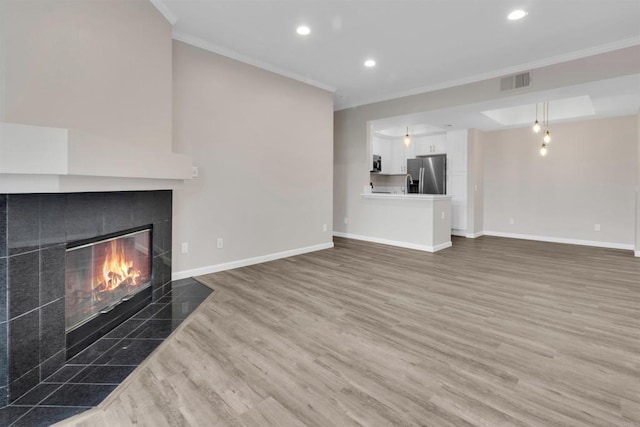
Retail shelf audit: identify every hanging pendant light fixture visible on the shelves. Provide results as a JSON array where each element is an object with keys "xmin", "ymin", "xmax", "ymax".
[
  {"xmin": 540, "ymin": 143, "xmax": 548, "ymax": 156},
  {"xmin": 537, "ymin": 101, "xmax": 552, "ymax": 156},
  {"xmin": 532, "ymin": 103, "xmax": 541, "ymax": 133},
  {"xmin": 543, "ymin": 102, "xmax": 551, "ymax": 144},
  {"xmin": 404, "ymin": 126, "xmax": 411, "ymax": 147}
]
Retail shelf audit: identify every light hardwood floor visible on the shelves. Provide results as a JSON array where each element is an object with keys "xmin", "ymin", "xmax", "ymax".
[{"xmin": 59, "ymin": 236, "xmax": 640, "ymax": 426}]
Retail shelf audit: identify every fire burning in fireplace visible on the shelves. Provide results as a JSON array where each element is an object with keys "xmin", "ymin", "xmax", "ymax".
[
  {"xmin": 93, "ymin": 240, "xmax": 143, "ymax": 302},
  {"xmin": 65, "ymin": 228, "xmax": 151, "ymax": 331}
]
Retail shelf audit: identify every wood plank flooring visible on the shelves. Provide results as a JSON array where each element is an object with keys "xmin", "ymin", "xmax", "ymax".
[{"xmin": 57, "ymin": 236, "xmax": 640, "ymax": 426}]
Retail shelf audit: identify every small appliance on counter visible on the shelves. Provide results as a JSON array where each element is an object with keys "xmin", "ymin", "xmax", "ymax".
[{"xmin": 371, "ymin": 154, "xmax": 382, "ymax": 173}]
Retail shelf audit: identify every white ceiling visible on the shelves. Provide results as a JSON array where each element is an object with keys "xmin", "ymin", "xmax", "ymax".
[{"xmin": 157, "ymin": 0, "xmax": 640, "ymax": 110}]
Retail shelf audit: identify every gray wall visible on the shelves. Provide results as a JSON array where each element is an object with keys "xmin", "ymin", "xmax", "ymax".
[
  {"xmin": 482, "ymin": 116, "xmax": 637, "ymax": 247},
  {"xmin": 1, "ymin": 0, "xmax": 173, "ymax": 153},
  {"xmin": 172, "ymin": 41, "xmax": 334, "ymax": 275},
  {"xmin": 334, "ymin": 46, "xmax": 640, "ymax": 250},
  {"xmin": 1, "ymin": 0, "xmax": 335, "ymax": 276}
]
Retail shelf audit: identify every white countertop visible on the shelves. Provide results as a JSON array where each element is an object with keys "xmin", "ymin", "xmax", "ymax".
[{"xmin": 361, "ymin": 193, "xmax": 452, "ymax": 201}]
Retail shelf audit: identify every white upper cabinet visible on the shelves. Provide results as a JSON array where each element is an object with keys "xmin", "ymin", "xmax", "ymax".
[
  {"xmin": 414, "ymin": 133, "xmax": 447, "ymax": 156},
  {"xmin": 372, "ymin": 136, "xmax": 390, "ymax": 173},
  {"xmin": 445, "ymin": 130, "xmax": 468, "ymax": 173},
  {"xmin": 388, "ymin": 140, "xmax": 405, "ymax": 174},
  {"xmin": 372, "ymin": 135, "xmax": 416, "ymax": 174},
  {"xmin": 404, "ymin": 141, "xmax": 415, "ymax": 164},
  {"xmin": 432, "ymin": 133, "xmax": 447, "ymax": 153},
  {"xmin": 414, "ymin": 136, "xmax": 429, "ymax": 155}
]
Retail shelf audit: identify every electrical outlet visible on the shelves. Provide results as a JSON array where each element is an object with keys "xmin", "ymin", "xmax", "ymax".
[
  {"xmin": 344, "ymin": 218, "xmax": 349, "ymax": 224},
  {"xmin": 322, "ymin": 224, "xmax": 328, "ymax": 232},
  {"xmin": 509, "ymin": 218, "xmax": 515, "ymax": 225},
  {"xmin": 594, "ymin": 224, "xmax": 601, "ymax": 232},
  {"xmin": 217, "ymin": 238, "xmax": 223, "ymax": 249},
  {"xmin": 192, "ymin": 166, "xmax": 199, "ymax": 178},
  {"xmin": 181, "ymin": 242, "xmax": 189, "ymax": 254}
]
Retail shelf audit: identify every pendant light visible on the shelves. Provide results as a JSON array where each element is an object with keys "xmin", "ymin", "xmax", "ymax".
[
  {"xmin": 539, "ymin": 101, "xmax": 551, "ymax": 156},
  {"xmin": 540, "ymin": 143, "xmax": 548, "ymax": 156},
  {"xmin": 532, "ymin": 103, "xmax": 541, "ymax": 133},
  {"xmin": 543, "ymin": 102, "xmax": 551, "ymax": 144},
  {"xmin": 403, "ymin": 126, "xmax": 411, "ymax": 147}
]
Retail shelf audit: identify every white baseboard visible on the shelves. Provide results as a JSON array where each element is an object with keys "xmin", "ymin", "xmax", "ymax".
[
  {"xmin": 432, "ymin": 241, "xmax": 453, "ymax": 252},
  {"xmin": 333, "ymin": 231, "xmax": 451, "ymax": 253},
  {"xmin": 483, "ymin": 231, "xmax": 634, "ymax": 251},
  {"xmin": 635, "ymin": 250, "xmax": 640, "ymax": 258},
  {"xmin": 466, "ymin": 232, "xmax": 484, "ymax": 239},
  {"xmin": 172, "ymin": 242, "xmax": 334, "ymax": 280},
  {"xmin": 451, "ymin": 229, "xmax": 484, "ymax": 239}
]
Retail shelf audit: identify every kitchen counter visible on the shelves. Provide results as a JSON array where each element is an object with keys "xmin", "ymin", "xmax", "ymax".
[
  {"xmin": 362, "ymin": 193, "xmax": 452, "ymax": 201},
  {"xmin": 347, "ymin": 192, "xmax": 452, "ymax": 252}
]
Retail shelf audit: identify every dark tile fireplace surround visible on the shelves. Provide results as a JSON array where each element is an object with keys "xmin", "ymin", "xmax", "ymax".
[{"xmin": 0, "ymin": 190, "xmax": 172, "ymax": 407}]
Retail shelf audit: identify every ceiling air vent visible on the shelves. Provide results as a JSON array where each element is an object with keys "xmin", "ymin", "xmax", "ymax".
[{"xmin": 500, "ymin": 72, "xmax": 531, "ymax": 91}]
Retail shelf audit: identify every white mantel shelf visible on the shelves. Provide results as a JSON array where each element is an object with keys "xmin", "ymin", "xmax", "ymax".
[
  {"xmin": 0, "ymin": 122, "xmax": 193, "ymax": 193},
  {"xmin": 361, "ymin": 193, "xmax": 452, "ymax": 201}
]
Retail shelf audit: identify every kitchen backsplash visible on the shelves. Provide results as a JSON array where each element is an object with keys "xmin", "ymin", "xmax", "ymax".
[{"xmin": 370, "ymin": 174, "xmax": 410, "ymax": 194}]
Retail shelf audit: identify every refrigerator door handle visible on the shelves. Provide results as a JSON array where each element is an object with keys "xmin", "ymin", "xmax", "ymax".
[{"xmin": 419, "ymin": 167, "xmax": 424, "ymax": 194}]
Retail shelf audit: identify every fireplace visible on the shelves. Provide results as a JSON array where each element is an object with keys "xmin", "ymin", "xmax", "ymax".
[
  {"xmin": 65, "ymin": 226, "xmax": 153, "ymax": 358},
  {"xmin": 0, "ymin": 191, "xmax": 173, "ymax": 406}
]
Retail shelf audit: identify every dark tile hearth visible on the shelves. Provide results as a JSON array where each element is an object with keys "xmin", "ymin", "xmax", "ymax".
[
  {"xmin": 42, "ymin": 367, "xmax": 84, "ymax": 385},
  {"xmin": 103, "ymin": 319, "xmax": 146, "ymax": 339},
  {"xmin": 69, "ymin": 366, "xmax": 136, "ymax": 385},
  {"xmin": 40, "ymin": 384, "xmax": 117, "ymax": 407},
  {"xmin": 93, "ymin": 338, "xmax": 164, "ymax": 366},
  {"xmin": 0, "ymin": 407, "xmax": 30, "ymax": 427},
  {"xmin": 0, "ymin": 191, "xmax": 174, "ymax": 406},
  {"xmin": 9, "ymin": 407, "xmax": 88, "ymax": 427},
  {"xmin": 65, "ymin": 340, "xmax": 120, "ymax": 366},
  {"xmin": 12, "ymin": 384, "xmax": 61, "ymax": 406},
  {"xmin": 1, "ymin": 278, "xmax": 213, "ymax": 426}
]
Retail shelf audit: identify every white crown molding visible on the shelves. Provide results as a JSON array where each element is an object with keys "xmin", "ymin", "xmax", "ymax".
[
  {"xmin": 172, "ymin": 242, "xmax": 334, "ymax": 280},
  {"xmin": 335, "ymin": 37, "xmax": 640, "ymax": 111},
  {"xmin": 483, "ymin": 231, "xmax": 635, "ymax": 251},
  {"xmin": 173, "ymin": 31, "xmax": 336, "ymax": 93},
  {"xmin": 148, "ymin": 0, "xmax": 177, "ymax": 26},
  {"xmin": 333, "ymin": 231, "xmax": 452, "ymax": 253}
]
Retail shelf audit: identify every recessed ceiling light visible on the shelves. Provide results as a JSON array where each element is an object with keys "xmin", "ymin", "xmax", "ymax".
[
  {"xmin": 364, "ymin": 59, "xmax": 376, "ymax": 68},
  {"xmin": 508, "ymin": 9, "xmax": 528, "ymax": 20},
  {"xmin": 296, "ymin": 25, "xmax": 310, "ymax": 35}
]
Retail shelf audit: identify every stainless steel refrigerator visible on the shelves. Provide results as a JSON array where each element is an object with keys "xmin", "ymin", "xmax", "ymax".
[{"xmin": 407, "ymin": 155, "xmax": 446, "ymax": 194}]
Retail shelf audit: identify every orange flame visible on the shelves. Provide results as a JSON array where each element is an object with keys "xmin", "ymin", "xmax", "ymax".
[{"xmin": 92, "ymin": 240, "xmax": 141, "ymax": 300}]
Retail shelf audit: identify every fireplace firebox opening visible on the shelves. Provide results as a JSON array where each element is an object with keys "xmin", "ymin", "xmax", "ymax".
[{"xmin": 65, "ymin": 225, "xmax": 153, "ymax": 358}]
